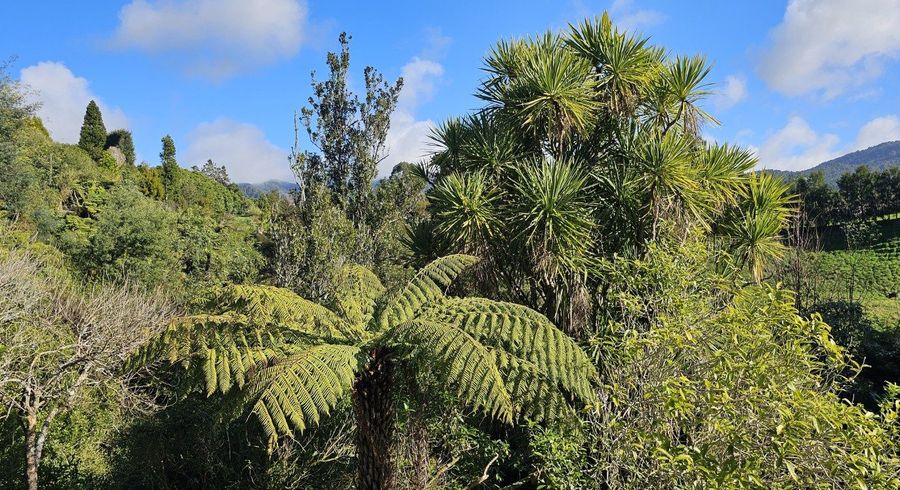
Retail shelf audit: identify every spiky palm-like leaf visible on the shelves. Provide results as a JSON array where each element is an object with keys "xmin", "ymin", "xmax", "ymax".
[
  {"xmin": 636, "ymin": 130, "xmax": 709, "ymax": 233},
  {"xmin": 509, "ymin": 157, "xmax": 595, "ymax": 268},
  {"xmin": 457, "ymin": 112, "xmax": 530, "ymax": 174},
  {"xmin": 719, "ymin": 172, "xmax": 796, "ymax": 282},
  {"xmin": 478, "ymin": 38, "xmax": 531, "ymax": 107},
  {"xmin": 428, "ymin": 117, "xmax": 466, "ymax": 175},
  {"xmin": 430, "ymin": 171, "xmax": 500, "ymax": 254},
  {"xmin": 566, "ymin": 14, "xmax": 660, "ymax": 115},
  {"xmin": 489, "ymin": 32, "xmax": 598, "ymax": 149},
  {"xmin": 698, "ymin": 142, "xmax": 756, "ymax": 209},
  {"xmin": 641, "ymin": 55, "xmax": 717, "ymax": 135}
]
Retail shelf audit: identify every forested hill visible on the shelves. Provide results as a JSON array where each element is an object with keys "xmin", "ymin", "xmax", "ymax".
[
  {"xmin": 237, "ymin": 179, "xmax": 298, "ymax": 197},
  {"xmin": 769, "ymin": 140, "xmax": 900, "ymax": 185}
]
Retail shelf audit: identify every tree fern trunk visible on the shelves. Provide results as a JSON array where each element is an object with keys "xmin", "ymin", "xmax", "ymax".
[
  {"xmin": 407, "ymin": 366, "xmax": 430, "ymax": 490},
  {"xmin": 353, "ymin": 347, "xmax": 395, "ymax": 490}
]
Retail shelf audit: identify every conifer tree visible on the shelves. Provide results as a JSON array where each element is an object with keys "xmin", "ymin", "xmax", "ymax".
[
  {"xmin": 160, "ymin": 134, "xmax": 178, "ymax": 198},
  {"xmin": 78, "ymin": 100, "xmax": 106, "ymax": 161}
]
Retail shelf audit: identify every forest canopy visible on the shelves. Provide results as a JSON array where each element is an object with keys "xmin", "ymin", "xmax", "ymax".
[{"xmin": 1, "ymin": 13, "xmax": 899, "ymax": 490}]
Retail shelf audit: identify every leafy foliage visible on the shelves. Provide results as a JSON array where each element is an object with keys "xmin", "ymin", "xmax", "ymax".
[{"xmin": 587, "ymin": 240, "xmax": 900, "ymax": 488}]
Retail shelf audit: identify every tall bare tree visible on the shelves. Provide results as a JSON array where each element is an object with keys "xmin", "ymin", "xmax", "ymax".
[{"xmin": 0, "ymin": 252, "xmax": 173, "ymax": 490}]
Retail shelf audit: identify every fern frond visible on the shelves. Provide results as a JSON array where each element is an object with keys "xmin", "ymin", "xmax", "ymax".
[
  {"xmin": 330, "ymin": 264, "xmax": 386, "ymax": 329},
  {"xmin": 136, "ymin": 314, "xmax": 281, "ymax": 396},
  {"xmin": 422, "ymin": 298, "xmax": 597, "ymax": 402},
  {"xmin": 387, "ymin": 320, "xmax": 514, "ymax": 422},
  {"xmin": 213, "ymin": 284, "xmax": 357, "ymax": 339},
  {"xmin": 378, "ymin": 255, "xmax": 479, "ymax": 330},
  {"xmin": 247, "ymin": 344, "xmax": 360, "ymax": 445},
  {"xmin": 494, "ymin": 350, "xmax": 576, "ymax": 422}
]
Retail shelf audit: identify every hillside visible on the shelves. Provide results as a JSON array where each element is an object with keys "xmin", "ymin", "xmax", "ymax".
[
  {"xmin": 769, "ymin": 140, "xmax": 900, "ymax": 185},
  {"xmin": 236, "ymin": 179, "xmax": 298, "ymax": 197}
]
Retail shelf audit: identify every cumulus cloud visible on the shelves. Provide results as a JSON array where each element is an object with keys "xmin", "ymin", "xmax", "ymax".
[
  {"xmin": 756, "ymin": 116, "xmax": 841, "ymax": 171},
  {"xmin": 713, "ymin": 75, "xmax": 747, "ymax": 110},
  {"xmin": 759, "ymin": 0, "xmax": 900, "ymax": 97},
  {"xmin": 380, "ymin": 55, "xmax": 446, "ymax": 177},
  {"xmin": 110, "ymin": 0, "xmax": 308, "ymax": 79},
  {"xmin": 855, "ymin": 115, "xmax": 900, "ymax": 149},
  {"xmin": 184, "ymin": 118, "xmax": 291, "ymax": 183},
  {"xmin": 756, "ymin": 114, "xmax": 900, "ymax": 171},
  {"xmin": 609, "ymin": 0, "xmax": 665, "ymax": 31},
  {"xmin": 20, "ymin": 62, "xmax": 128, "ymax": 144}
]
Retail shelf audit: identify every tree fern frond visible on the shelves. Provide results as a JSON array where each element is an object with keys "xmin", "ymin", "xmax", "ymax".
[
  {"xmin": 387, "ymin": 320, "xmax": 514, "ymax": 422},
  {"xmin": 248, "ymin": 344, "xmax": 360, "ymax": 445},
  {"xmin": 213, "ymin": 284, "xmax": 358, "ymax": 339},
  {"xmin": 378, "ymin": 255, "xmax": 479, "ymax": 329},
  {"xmin": 494, "ymin": 349, "xmax": 576, "ymax": 422},
  {"xmin": 134, "ymin": 314, "xmax": 282, "ymax": 396},
  {"xmin": 422, "ymin": 298, "xmax": 597, "ymax": 401},
  {"xmin": 331, "ymin": 264, "xmax": 386, "ymax": 328}
]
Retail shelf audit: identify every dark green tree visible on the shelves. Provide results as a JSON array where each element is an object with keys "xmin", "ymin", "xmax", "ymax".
[
  {"xmin": 0, "ymin": 59, "xmax": 38, "ymax": 220},
  {"xmin": 77, "ymin": 100, "xmax": 106, "ymax": 161},
  {"xmin": 106, "ymin": 128, "xmax": 135, "ymax": 166},
  {"xmin": 75, "ymin": 185, "xmax": 180, "ymax": 287},
  {"xmin": 160, "ymin": 134, "xmax": 178, "ymax": 199},
  {"xmin": 292, "ymin": 32, "xmax": 403, "ymax": 225},
  {"xmin": 194, "ymin": 158, "xmax": 230, "ymax": 185}
]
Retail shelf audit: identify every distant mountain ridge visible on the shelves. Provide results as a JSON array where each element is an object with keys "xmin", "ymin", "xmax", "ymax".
[
  {"xmin": 767, "ymin": 140, "xmax": 900, "ymax": 185},
  {"xmin": 237, "ymin": 180, "xmax": 299, "ymax": 198},
  {"xmin": 238, "ymin": 141, "xmax": 900, "ymax": 195}
]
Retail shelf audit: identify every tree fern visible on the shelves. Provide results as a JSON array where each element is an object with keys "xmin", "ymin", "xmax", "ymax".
[
  {"xmin": 330, "ymin": 264, "xmax": 385, "ymax": 329},
  {"xmin": 213, "ymin": 284, "xmax": 354, "ymax": 339},
  {"xmin": 138, "ymin": 255, "xmax": 595, "ymax": 489},
  {"xmin": 494, "ymin": 350, "xmax": 576, "ymax": 422}
]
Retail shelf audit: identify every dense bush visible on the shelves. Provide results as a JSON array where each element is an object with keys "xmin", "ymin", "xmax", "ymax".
[{"xmin": 588, "ymin": 241, "xmax": 900, "ymax": 488}]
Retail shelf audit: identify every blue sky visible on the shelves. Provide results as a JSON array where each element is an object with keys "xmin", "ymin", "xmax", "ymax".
[{"xmin": 3, "ymin": 0, "xmax": 900, "ymax": 182}]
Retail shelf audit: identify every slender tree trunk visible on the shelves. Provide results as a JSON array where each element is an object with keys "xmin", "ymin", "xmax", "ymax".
[
  {"xmin": 407, "ymin": 366, "xmax": 430, "ymax": 490},
  {"xmin": 25, "ymin": 410, "xmax": 39, "ymax": 490},
  {"xmin": 353, "ymin": 347, "xmax": 395, "ymax": 490}
]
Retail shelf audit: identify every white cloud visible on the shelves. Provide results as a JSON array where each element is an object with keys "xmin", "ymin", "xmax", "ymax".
[
  {"xmin": 20, "ymin": 62, "xmax": 128, "ymax": 144},
  {"xmin": 759, "ymin": 0, "xmax": 900, "ymax": 97},
  {"xmin": 609, "ymin": 0, "xmax": 665, "ymax": 31},
  {"xmin": 756, "ymin": 114, "xmax": 900, "ymax": 171},
  {"xmin": 184, "ymin": 118, "xmax": 290, "ymax": 183},
  {"xmin": 380, "ymin": 56, "xmax": 445, "ymax": 177},
  {"xmin": 111, "ymin": 0, "xmax": 308, "ymax": 79},
  {"xmin": 756, "ymin": 116, "xmax": 841, "ymax": 171},
  {"xmin": 854, "ymin": 115, "xmax": 900, "ymax": 149},
  {"xmin": 714, "ymin": 75, "xmax": 747, "ymax": 110},
  {"xmin": 396, "ymin": 58, "xmax": 443, "ymax": 114}
]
